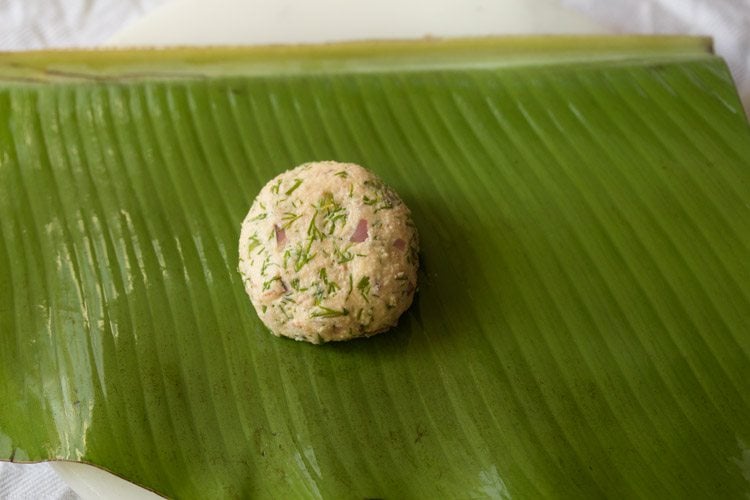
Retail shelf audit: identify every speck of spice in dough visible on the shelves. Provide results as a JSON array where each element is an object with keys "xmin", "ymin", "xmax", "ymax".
[{"xmin": 238, "ymin": 161, "xmax": 419, "ymax": 344}]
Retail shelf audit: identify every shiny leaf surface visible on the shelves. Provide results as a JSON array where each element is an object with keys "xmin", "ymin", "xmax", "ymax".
[{"xmin": 1, "ymin": 38, "xmax": 749, "ymax": 498}]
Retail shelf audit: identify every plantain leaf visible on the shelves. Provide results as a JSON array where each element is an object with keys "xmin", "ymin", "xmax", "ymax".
[{"xmin": 1, "ymin": 37, "xmax": 749, "ymax": 498}]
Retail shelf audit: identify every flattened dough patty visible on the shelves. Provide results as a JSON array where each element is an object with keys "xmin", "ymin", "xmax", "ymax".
[{"xmin": 238, "ymin": 161, "xmax": 419, "ymax": 343}]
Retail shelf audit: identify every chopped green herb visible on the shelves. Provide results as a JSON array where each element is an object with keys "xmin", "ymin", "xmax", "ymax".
[
  {"xmin": 285, "ymin": 178, "xmax": 303, "ymax": 196},
  {"xmin": 362, "ymin": 181, "xmax": 397, "ymax": 212},
  {"xmin": 313, "ymin": 286, "xmax": 325, "ymax": 305},
  {"xmin": 281, "ymin": 212, "xmax": 302, "ymax": 229},
  {"xmin": 334, "ymin": 244, "xmax": 355, "ymax": 264},
  {"xmin": 319, "ymin": 192, "xmax": 335, "ymax": 210},
  {"xmin": 247, "ymin": 235, "xmax": 262, "ymax": 253},
  {"xmin": 261, "ymin": 305, "xmax": 267, "ymax": 313},
  {"xmin": 293, "ymin": 239, "xmax": 317, "ymax": 272},
  {"xmin": 279, "ymin": 303, "xmax": 292, "ymax": 322},
  {"xmin": 261, "ymin": 255, "xmax": 272, "ymax": 276},
  {"xmin": 326, "ymin": 212, "xmax": 347, "ymax": 234},
  {"xmin": 356, "ymin": 307, "xmax": 373, "ymax": 326},
  {"xmin": 347, "ymin": 274, "xmax": 354, "ymax": 299},
  {"xmin": 327, "ymin": 217, "xmax": 346, "ymax": 235},
  {"xmin": 319, "ymin": 268, "xmax": 340, "ymax": 295},
  {"xmin": 310, "ymin": 306, "xmax": 349, "ymax": 318},
  {"xmin": 290, "ymin": 277, "xmax": 307, "ymax": 291},
  {"xmin": 251, "ymin": 212, "xmax": 268, "ymax": 221},
  {"xmin": 366, "ymin": 195, "xmax": 394, "ymax": 212},
  {"xmin": 357, "ymin": 276, "xmax": 371, "ymax": 302},
  {"xmin": 262, "ymin": 276, "xmax": 282, "ymax": 291},
  {"xmin": 335, "ymin": 170, "xmax": 349, "ymax": 178},
  {"xmin": 307, "ymin": 214, "xmax": 325, "ymax": 241},
  {"xmin": 270, "ymin": 179, "xmax": 282, "ymax": 195},
  {"xmin": 316, "ymin": 192, "xmax": 348, "ymax": 234}
]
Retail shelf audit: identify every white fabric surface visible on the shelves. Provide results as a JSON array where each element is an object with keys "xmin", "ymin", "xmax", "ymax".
[
  {"xmin": 0, "ymin": 0, "xmax": 167, "ymax": 50},
  {"xmin": 0, "ymin": 463, "xmax": 78, "ymax": 499},
  {"xmin": 0, "ymin": 0, "xmax": 748, "ymax": 498},
  {"xmin": 561, "ymin": 0, "xmax": 750, "ymax": 113}
]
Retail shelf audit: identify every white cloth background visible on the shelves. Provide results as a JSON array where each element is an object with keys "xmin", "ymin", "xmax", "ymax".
[
  {"xmin": 0, "ymin": 0, "xmax": 748, "ymax": 498},
  {"xmin": 0, "ymin": 462, "xmax": 78, "ymax": 499},
  {"xmin": 560, "ymin": 0, "xmax": 750, "ymax": 114},
  {"xmin": 0, "ymin": 0, "xmax": 167, "ymax": 50}
]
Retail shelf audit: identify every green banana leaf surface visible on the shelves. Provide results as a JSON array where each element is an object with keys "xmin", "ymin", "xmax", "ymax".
[{"xmin": 1, "ymin": 37, "xmax": 749, "ymax": 498}]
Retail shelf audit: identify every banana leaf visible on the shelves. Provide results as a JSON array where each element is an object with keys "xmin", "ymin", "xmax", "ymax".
[{"xmin": 1, "ymin": 37, "xmax": 749, "ymax": 498}]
